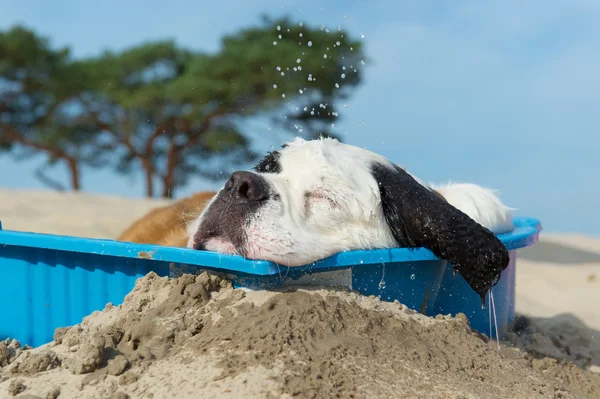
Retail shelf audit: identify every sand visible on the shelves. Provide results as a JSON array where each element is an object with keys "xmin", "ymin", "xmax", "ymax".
[{"xmin": 1, "ymin": 187, "xmax": 599, "ymax": 398}]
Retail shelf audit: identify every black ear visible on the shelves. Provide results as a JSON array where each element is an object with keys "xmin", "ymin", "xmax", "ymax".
[{"xmin": 371, "ymin": 162, "xmax": 509, "ymax": 304}]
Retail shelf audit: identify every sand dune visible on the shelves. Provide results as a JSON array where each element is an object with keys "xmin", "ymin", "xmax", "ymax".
[{"xmin": 0, "ymin": 187, "xmax": 599, "ymax": 398}]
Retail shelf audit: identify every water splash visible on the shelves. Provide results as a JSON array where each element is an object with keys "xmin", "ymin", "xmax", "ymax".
[
  {"xmin": 378, "ymin": 264, "xmax": 387, "ymax": 291},
  {"xmin": 490, "ymin": 290, "xmax": 500, "ymax": 350}
]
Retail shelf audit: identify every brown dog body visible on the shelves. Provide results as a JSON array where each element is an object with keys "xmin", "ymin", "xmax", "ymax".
[{"xmin": 117, "ymin": 191, "xmax": 216, "ymax": 247}]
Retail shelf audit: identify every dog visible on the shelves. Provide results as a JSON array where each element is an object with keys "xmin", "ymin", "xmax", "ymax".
[{"xmin": 120, "ymin": 137, "xmax": 514, "ymax": 299}]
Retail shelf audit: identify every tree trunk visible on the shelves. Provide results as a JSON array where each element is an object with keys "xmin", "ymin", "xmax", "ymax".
[
  {"xmin": 139, "ymin": 158, "xmax": 154, "ymax": 197},
  {"xmin": 160, "ymin": 139, "xmax": 179, "ymax": 199},
  {"xmin": 2, "ymin": 124, "xmax": 82, "ymax": 192},
  {"xmin": 66, "ymin": 158, "xmax": 81, "ymax": 191}
]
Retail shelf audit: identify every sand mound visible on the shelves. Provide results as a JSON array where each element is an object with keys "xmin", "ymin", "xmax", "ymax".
[{"xmin": 1, "ymin": 272, "xmax": 600, "ymax": 399}]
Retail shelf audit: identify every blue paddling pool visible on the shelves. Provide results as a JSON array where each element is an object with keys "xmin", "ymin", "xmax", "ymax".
[{"xmin": 0, "ymin": 216, "xmax": 541, "ymax": 348}]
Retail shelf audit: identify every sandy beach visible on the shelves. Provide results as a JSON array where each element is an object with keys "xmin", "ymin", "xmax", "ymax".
[{"xmin": 0, "ymin": 187, "xmax": 599, "ymax": 398}]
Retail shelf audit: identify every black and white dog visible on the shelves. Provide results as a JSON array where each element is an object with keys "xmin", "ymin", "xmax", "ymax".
[{"xmin": 188, "ymin": 137, "xmax": 514, "ymax": 299}]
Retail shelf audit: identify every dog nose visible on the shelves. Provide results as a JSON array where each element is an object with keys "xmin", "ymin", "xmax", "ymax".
[{"xmin": 224, "ymin": 171, "xmax": 269, "ymax": 202}]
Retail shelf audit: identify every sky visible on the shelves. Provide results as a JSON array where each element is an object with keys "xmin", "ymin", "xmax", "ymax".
[{"xmin": 1, "ymin": 0, "xmax": 599, "ymax": 235}]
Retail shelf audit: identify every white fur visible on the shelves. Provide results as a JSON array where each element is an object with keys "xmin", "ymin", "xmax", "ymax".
[
  {"xmin": 430, "ymin": 182, "xmax": 515, "ymax": 235},
  {"xmin": 189, "ymin": 137, "xmax": 514, "ymax": 266}
]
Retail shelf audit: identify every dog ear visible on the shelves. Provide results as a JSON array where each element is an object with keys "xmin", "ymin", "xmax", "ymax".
[{"xmin": 371, "ymin": 162, "xmax": 509, "ymax": 304}]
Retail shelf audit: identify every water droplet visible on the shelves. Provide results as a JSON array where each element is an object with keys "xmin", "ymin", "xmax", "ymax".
[
  {"xmin": 361, "ymin": 60, "xmax": 365, "ymax": 65},
  {"xmin": 336, "ymin": 41, "xmax": 341, "ymax": 46},
  {"xmin": 296, "ymin": 58, "xmax": 301, "ymax": 63},
  {"xmin": 297, "ymin": 66, "xmax": 302, "ymax": 71},
  {"xmin": 299, "ymin": 89, "xmax": 303, "ymax": 94},
  {"xmin": 361, "ymin": 33, "xmax": 365, "ymax": 39},
  {"xmin": 308, "ymin": 41, "xmax": 313, "ymax": 47},
  {"xmin": 273, "ymin": 41, "xmax": 278, "ymax": 46},
  {"xmin": 276, "ymin": 66, "xmax": 281, "ymax": 71},
  {"xmin": 273, "ymin": 84, "xmax": 278, "ymax": 88},
  {"xmin": 350, "ymin": 47, "xmax": 354, "ymax": 51},
  {"xmin": 344, "ymin": 15, "xmax": 348, "ymax": 19},
  {"xmin": 335, "ymin": 83, "xmax": 340, "ymax": 88},
  {"xmin": 278, "ymin": 34, "xmax": 282, "ymax": 39},
  {"xmin": 410, "ymin": 274, "xmax": 416, "ymax": 280},
  {"xmin": 299, "ymin": 33, "xmax": 303, "ymax": 37},
  {"xmin": 344, "ymin": 104, "xmax": 348, "ymax": 108},
  {"xmin": 342, "ymin": 66, "xmax": 347, "ymax": 70},
  {"xmin": 282, "ymin": 94, "xmax": 286, "ymax": 98},
  {"xmin": 277, "ymin": 25, "xmax": 281, "ymax": 31},
  {"xmin": 281, "ymin": 72, "xmax": 285, "ymax": 76},
  {"xmin": 341, "ymin": 73, "xmax": 346, "ymax": 79},
  {"xmin": 323, "ymin": 54, "xmax": 328, "ymax": 59},
  {"xmin": 331, "ymin": 123, "xmax": 335, "ymax": 127},
  {"xmin": 299, "ymin": 22, "xmax": 303, "ymax": 27},
  {"xmin": 303, "ymin": 106, "xmax": 308, "ymax": 111},
  {"xmin": 326, "ymin": 28, "xmax": 330, "ymax": 33}
]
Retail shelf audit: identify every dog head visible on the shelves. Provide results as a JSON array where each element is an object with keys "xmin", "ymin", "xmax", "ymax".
[{"xmin": 188, "ymin": 137, "xmax": 510, "ymax": 298}]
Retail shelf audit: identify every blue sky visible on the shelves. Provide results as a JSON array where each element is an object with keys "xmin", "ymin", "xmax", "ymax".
[{"xmin": 1, "ymin": 0, "xmax": 599, "ymax": 235}]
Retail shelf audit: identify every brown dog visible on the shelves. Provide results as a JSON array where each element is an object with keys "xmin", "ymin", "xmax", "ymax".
[{"xmin": 117, "ymin": 191, "xmax": 216, "ymax": 247}]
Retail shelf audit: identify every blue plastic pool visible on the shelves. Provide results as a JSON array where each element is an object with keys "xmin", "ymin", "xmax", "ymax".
[{"xmin": 0, "ymin": 217, "xmax": 541, "ymax": 348}]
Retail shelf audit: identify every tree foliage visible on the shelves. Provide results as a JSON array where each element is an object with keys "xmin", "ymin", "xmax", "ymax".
[
  {"xmin": 0, "ymin": 26, "xmax": 108, "ymax": 190},
  {"xmin": 0, "ymin": 17, "xmax": 366, "ymax": 197}
]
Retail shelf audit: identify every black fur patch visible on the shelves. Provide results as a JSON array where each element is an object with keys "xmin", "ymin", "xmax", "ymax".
[
  {"xmin": 371, "ymin": 162, "xmax": 510, "ymax": 303},
  {"xmin": 254, "ymin": 150, "xmax": 282, "ymax": 174}
]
